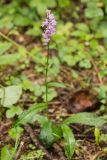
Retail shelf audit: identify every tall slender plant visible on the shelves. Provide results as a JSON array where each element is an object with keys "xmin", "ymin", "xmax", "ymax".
[{"xmin": 41, "ymin": 10, "xmax": 56, "ymax": 108}]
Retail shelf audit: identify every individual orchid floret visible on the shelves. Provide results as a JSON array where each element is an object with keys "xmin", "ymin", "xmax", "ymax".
[{"xmin": 41, "ymin": 10, "xmax": 56, "ymax": 45}]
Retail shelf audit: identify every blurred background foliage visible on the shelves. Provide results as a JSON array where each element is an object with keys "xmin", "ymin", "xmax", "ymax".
[
  {"xmin": 0, "ymin": 0, "xmax": 107, "ymax": 105},
  {"xmin": 1, "ymin": 0, "xmax": 107, "ymax": 37},
  {"xmin": 1, "ymin": 1, "xmax": 107, "ymax": 159}
]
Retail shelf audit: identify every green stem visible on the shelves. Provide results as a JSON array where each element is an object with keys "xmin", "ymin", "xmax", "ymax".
[
  {"xmin": 0, "ymin": 32, "xmax": 21, "ymax": 48},
  {"xmin": 45, "ymin": 44, "xmax": 49, "ymax": 109}
]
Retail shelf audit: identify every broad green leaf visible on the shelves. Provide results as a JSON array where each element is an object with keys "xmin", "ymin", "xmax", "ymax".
[
  {"xmin": 40, "ymin": 120, "xmax": 62, "ymax": 147},
  {"xmin": 14, "ymin": 103, "xmax": 47, "ymax": 126},
  {"xmin": 39, "ymin": 120, "xmax": 55, "ymax": 147},
  {"xmin": 62, "ymin": 112, "xmax": 106, "ymax": 127},
  {"xmin": 61, "ymin": 125, "xmax": 75, "ymax": 160},
  {"xmin": 0, "ymin": 85, "xmax": 22, "ymax": 107},
  {"xmin": 0, "ymin": 42, "xmax": 12, "ymax": 55},
  {"xmin": 0, "ymin": 53, "xmax": 20, "ymax": 65}
]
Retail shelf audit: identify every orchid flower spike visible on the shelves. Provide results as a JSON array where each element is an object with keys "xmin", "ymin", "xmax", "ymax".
[{"xmin": 41, "ymin": 10, "xmax": 56, "ymax": 45}]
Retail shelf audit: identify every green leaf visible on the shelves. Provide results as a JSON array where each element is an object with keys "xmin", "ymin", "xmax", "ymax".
[
  {"xmin": 58, "ymin": 0, "xmax": 71, "ymax": 8},
  {"xmin": 96, "ymin": 85, "xmax": 107, "ymax": 103},
  {"xmin": 62, "ymin": 51, "xmax": 85, "ymax": 67},
  {"xmin": 34, "ymin": 84, "xmax": 43, "ymax": 96},
  {"xmin": 104, "ymin": 0, "xmax": 107, "ymax": 13},
  {"xmin": 39, "ymin": 120, "xmax": 55, "ymax": 147},
  {"xmin": 85, "ymin": 2, "xmax": 104, "ymax": 19},
  {"xmin": 26, "ymin": 22, "xmax": 42, "ymax": 36},
  {"xmin": 0, "ymin": 85, "xmax": 22, "ymax": 108},
  {"xmin": 14, "ymin": 15, "xmax": 31, "ymax": 26},
  {"xmin": 43, "ymin": 88, "xmax": 57, "ymax": 101},
  {"xmin": 30, "ymin": 0, "xmax": 56, "ymax": 15},
  {"xmin": 47, "ymin": 82, "xmax": 66, "ymax": 88},
  {"xmin": 94, "ymin": 127, "xmax": 100, "ymax": 144},
  {"xmin": 100, "ymin": 134, "xmax": 107, "ymax": 142},
  {"xmin": 97, "ymin": 21, "xmax": 107, "ymax": 38},
  {"xmin": 18, "ymin": 46, "xmax": 27, "ymax": 58},
  {"xmin": 52, "ymin": 125, "xmax": 62, "ymax": 142},
  {"xmin": 1, "ymin": 146, "xmax": 13, "ymax": 160},
  {"xmin": 21, "ymin": 76, "xmax": 33, "ymax": 91},
  {"xmin": 40, "ymin": 120, "xmax": 62, "ymax": 148},
  {"xmin": 76, "ymin": 23, "xmax": 89, "ymax": 33},
  {"xmin": 0, "ymin": 53, "xmax": 20, "ymax": 65},
  {"xmin": 6, "ymin": 106, "xmax": 23, "ymax": 118},
  {"xmin": 61, "ymin": 125, "xmax": 75, "ymax": 160},
  {"xmin": 62, "ymin": 55, "xmax": 74, "ymax": 66},
  {"xmin": 79, "ymin": 59, "xmax": 92, "ymax": 69},
  {"xmin": 8, "ymin": 126, "xmax": 23, "ymax": 139},
  {"xmin": 85, "ymin": 7, "xmax": 104, "ymax": 19},
  {"xmin": 62, "ymin": 112, "xmax": 106, "ymax": 127},
  {"xmin": 14, "ymin": 103, "xmax": 47, "ymax": 126},
  {"xmin": 0, "ymin": 42, "xmax": 12, "ymax": 55}
]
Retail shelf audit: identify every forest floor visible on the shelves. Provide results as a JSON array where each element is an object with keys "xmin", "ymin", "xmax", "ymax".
[{"xmin": 0, "ymin": 32, "xmax": 107, "ymax": 160}]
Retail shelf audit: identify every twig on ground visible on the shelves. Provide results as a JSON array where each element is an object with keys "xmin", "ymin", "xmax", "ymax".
[
  {"xmin": 24, "ymin": 124, "xmax": 53, "ymax": 160},
  {"xmin": 90, "ymin": 57, "xmax": 103, "ymax": 85},
  {"xmin": 15, "ymin": 141, "xmax": 24, "ymax": 160},
  {"xmin": 75, "ymin": 134, "xmax": 94, "ymax": 139},
  {"xmin": 91, "ymin": 150, "xmax": 104, "ymax": 160}
]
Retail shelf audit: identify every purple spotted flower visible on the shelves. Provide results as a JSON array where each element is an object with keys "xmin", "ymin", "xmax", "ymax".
[{"xmin": 41, "ymin": 10, "xmax": 56, "ymax": 45}]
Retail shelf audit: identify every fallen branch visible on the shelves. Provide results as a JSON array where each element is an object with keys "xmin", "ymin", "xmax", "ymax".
[
  {"xmin": 24, "ymin": 124, "xmax": 53, "ymax": 160},
  {"xmin": 53, "ymin": 143, "xmax": 67, "ymax": 160}
]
